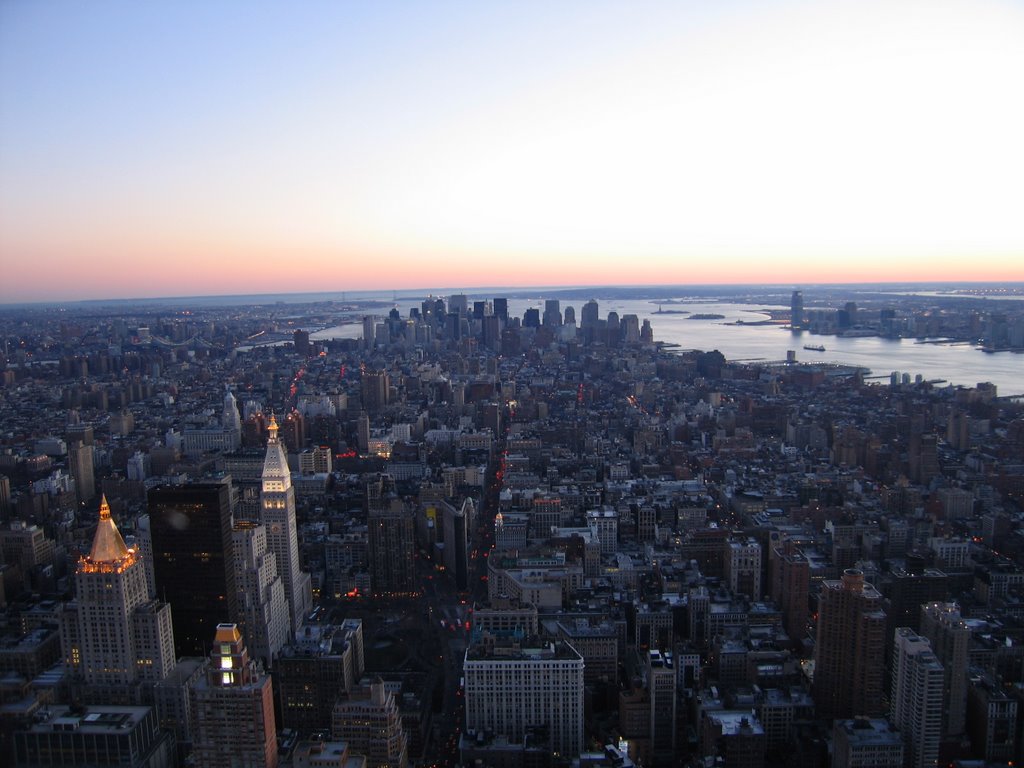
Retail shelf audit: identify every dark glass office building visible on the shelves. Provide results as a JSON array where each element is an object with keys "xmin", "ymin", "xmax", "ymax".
[{"xmin": 147, "ymin": 482, "xmax": 236, "ymax": 657}]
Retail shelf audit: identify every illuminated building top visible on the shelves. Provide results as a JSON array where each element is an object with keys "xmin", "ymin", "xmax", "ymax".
[
  {"xmin": 81, "ymin": 495, "xmax": 136, "ymax": 573},
  {"xmin": 262, "ymin": 413, "xmax": 291, "ymax": 492}
]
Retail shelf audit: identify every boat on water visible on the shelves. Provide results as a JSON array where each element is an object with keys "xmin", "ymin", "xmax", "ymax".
[{"xmin": 803, "ymin": 344, "xmax": 826, "ymax": 352}]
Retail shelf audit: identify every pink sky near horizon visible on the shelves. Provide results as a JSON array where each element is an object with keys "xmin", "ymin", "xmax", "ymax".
[
  {"xmin": 2, "ymin": 0, "xmax": 1023, "ymax": 302},
  {"xmin": 4, "ymin": 236, "xmax": 1022, "ymax": 303}
]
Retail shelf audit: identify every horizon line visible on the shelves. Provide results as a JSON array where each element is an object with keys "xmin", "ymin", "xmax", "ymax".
[{"xmin": 3, "ymin": 279, "xmax": 1024, "ymax": 309}]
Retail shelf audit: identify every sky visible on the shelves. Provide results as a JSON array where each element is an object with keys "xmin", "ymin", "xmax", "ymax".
[{"xmin": 1, "ymin": 0, "xmax": 1023, "ymax": 302}]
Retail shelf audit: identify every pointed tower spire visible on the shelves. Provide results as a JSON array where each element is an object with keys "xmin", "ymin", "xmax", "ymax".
[
  {"xmin": 267, "ymin": 412, "xmax": 279, "ymax": 443},
  {"xmin": 86, "ymin": 494, "xmax": 133, "ymax": 565}
]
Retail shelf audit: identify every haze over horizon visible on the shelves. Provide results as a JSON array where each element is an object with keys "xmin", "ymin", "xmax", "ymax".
[{"xmin": 2, "ymin": 0, "xmax": 1023, "ymax": 303}]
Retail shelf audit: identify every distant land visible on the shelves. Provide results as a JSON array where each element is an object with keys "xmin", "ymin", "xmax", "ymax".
[{"xmin": 1, "ymin": 282, "xmax": 1023, "ymax": 310}]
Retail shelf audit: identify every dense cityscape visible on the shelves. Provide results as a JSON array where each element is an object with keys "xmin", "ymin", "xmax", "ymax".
[{"xmin": 0, "ymin": 286, "xmax": 1022, "ymax": 768}]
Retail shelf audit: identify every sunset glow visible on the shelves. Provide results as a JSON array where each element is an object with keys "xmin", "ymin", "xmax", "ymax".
[{"xmin": 2, "ymin": 0, "xmax": 1022, "ymax": 302}]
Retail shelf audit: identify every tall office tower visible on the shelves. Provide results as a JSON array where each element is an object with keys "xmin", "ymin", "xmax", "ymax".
[
  {"xmin": 149, "ymin": 482, "xmax": 237, "ymax": 657},
  {"xmin": 357, "ymin": 411, "xmax": 370, "ymax": 455},
  {"xmin": 441, "ymin": 500, "xmax": 469, "ymax": 591},
  {"xmin": 648, "ymin": 650, "xmax": 677, "ymax": 764},
  {"xmin": 261, "ymin": 415, "xmax": 312, "ymax": 635},
  {"xmin": 362, "ymin": 315, "xmax": 376, "ymax": 350},
  {"xmin": 581, "ymin": 299, "xmax": 599, "ymax": 328},
  {"xmin": 0, "ymin": 473, "xmax": 10, "ymax": 519},
  {"xmin": 791, "ymin": 290, "xmax": 804, "ymax": 328},
  {"xmin": 445, "ymin": 312, "xmax": 462, "ymax": 341},
  {"xmin": 361, "ymin": 369, "xmax": 390, "ymax": 413},
  {"xmin": 891, "ymin": 628, "xmax": 944, "ymax": 768},
  {"xmin": 725, "ymin": 538, "xmax": 762, "ymax": 599},
  {"xmin": 543, "ymin": 299, "xmax": 561, "ymax": 327},
  {"xmin": 481, "ymin": 315, "xmax": 501, "ymax": 351},
  {"xmin": 522, "ymin": 307, "xmax": 540, "ymax": 328},
  {"xmin": 333, "ymin": 681, "xmax": 408, "ymax": 768},
  {"xmin": 281, "ymin": 409, "xmax": 305, "ymax": 452},
  {"xmin": 492, "ymin": 297, "xmax": 508, "ymax": 322},
  {"xmin": 191, "ymin": 624, "xmax": 278, "ymax": 768},
  {"xmin": 606, "ymin": 311, "xmax": 620, "ymax": 345},
  {"xmin": 368, "ymin": 500, "xmax": 417, "ymax": 597},
  {"xmin": 62, "ymin": 496, "xmax": 176, "ymax": 703},
  {"xmin": 232, "ymin": 521, "xmax": 289, "ymax": 667},
  {"xmin": 813, "ymin": 568, "xmax": 887, "ymax": 719},
  {"xmin": 293, "ymin": 328, "xmax": 310, "ymax": 356},
  {"xmin": 464, "ymin": 638, "xmax": 584, "ymax": 758},
  {"xmin": 68, "ymin": 440, "xmax": 95, "ymax": 503},
  {"xmin": 621, "ymin": 314, "xmax": 641, "ymax": 343},
  {"xmin": 919, "ymin": 602, "xmax": 969, "ymax": 736},
  {"xmin": 448, "ymin": 293, "xmax": 469, "ymax": 316},
  {"xmin": 563, "ymin": 305, "xmax": 576, "ymax": 325},
  {"xmin": 222, "ymin": 389, "xmax": 241, "ymax": 434}
]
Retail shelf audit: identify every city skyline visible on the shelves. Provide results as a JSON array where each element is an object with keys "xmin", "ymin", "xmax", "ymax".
[{"xmin": 2, "ymin": 0, "xmax": 1023, "ymax": 303}]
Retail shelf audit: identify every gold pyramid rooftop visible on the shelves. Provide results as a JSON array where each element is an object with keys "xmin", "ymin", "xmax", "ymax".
[{"xmin": 81, "ymin": 495, "xmax": 136, "ymax": 573}]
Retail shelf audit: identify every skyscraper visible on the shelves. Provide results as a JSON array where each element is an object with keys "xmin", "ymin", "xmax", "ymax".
[
  {"xmin": 919, "ymin": 601, "xmax": 969, "ymax": 736},
  {"xmin": 890, "ymin": 628, "xmax": 944, "ymax": 768},
  {"xmin": 367, "ymin": 499, "xmax": 417, "ymax": 597},
  {"xmin": 191, "ymin": 624, "xmax": 278, "ymax": 768},
  {"xmin": 648, "ymin": 649, "xmax": 677, "ymax": 763},
  {"xmin": 293, "ymin": 328, "xmax": 310, "ymax": 356},
  {"xmin": 148, "ymin": 482, "xmax": 237, "ymax": 657},
  {"xmin": 791, "ymin": 290, "xmax": 804, "ymax": 329},
  {"xmin": 68, "ymin": 440, "xmax": 95, "ymax": 503},
  {"xmin": 62, "ymin": 496, "xmax": 176, "ymax": 703},
  {"xmin": 261, "ymin": 414, "xmax": 312, "ymax": 635},
  {"xmin": 543, "ymin": 299, "xmax": 561, "ymax": 327},
  {"xmin": 232, "ymin": 520, "xmax": 289, "ymax": 667},
  {"xmin": 222, "ymin": 389, "xmax": 241, "ymax": 435},
  {"xmin": 361, "ymin": 370, "xmax": 390, "ymax": 413},
  {"xmin": 813, "ymin": 568, "xmax": 887, "ymax": 719}
]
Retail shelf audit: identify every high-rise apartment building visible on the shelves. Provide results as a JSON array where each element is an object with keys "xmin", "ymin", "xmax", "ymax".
[
  {"xmin": 261, "ymin": 415, "xmax": 312, "ymax": 635},
  {"xmin": 891, "ymin": 628, "xmax": 944, "ymax": 768},
  {"xmin": 813, "ymin": 568, "xmax": 887, "ymax": 719},
  {"xmin": 148, "ymin": 482, "xmax": 237, "ymax": 657},
  {"xmin": 191, "ymin": 624, "xmax": 278, "ymax": 768},
  {"xmin": 919, "ymin": 601, "xmax": 969, "ymax": 736},
  {"xmin": 61, "ymin": 496, "xmax": 176, "ymax": 703},
  {"xmin": 464, "ymin": 638, "xmax": 584, "ymax": 758},
  {"xmin": 770, "ymin": 541, "xmax": 810, "ymax": 641}
]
